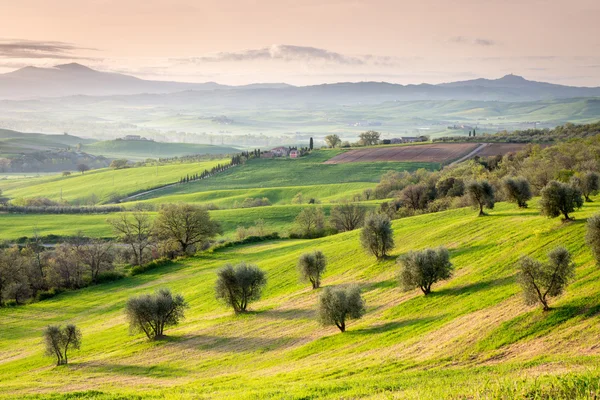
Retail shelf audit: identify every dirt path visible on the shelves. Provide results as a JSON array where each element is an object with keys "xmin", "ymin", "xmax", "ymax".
[{"xmin": 449, "ymin": 143, "xmax": 488, "ymax": 166}]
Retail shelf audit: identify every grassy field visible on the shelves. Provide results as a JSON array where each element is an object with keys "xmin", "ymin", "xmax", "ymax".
[
  {"xmin": 1, "ymin": 199, "xmax": 599, "ymax": 399},
  {"xmin": 0, "ymin": 159, "xmax": 229, "ymax": 204},
  {"xmin": 82, "ymin": 140, "xmax": 240, "ymax": 160}
]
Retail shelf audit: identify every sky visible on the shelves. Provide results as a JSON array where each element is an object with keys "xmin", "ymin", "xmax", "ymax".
[{"xmin": 1, "ymin": 0, "xmax": 599, "ymax": 86}]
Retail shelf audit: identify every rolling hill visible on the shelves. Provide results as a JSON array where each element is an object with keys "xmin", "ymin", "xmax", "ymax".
[{"xmin": 82, "ymin": 140, "xmax": 240, "ymax": 160}]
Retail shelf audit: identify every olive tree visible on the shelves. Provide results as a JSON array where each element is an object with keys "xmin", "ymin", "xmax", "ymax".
[
  {"xmin": 571, "ymin": 171, "xmax": 600, "ymax": 202},
  {"xmin": 317, "ymin": 285, "xmax": 365, "ymax": 333},
  {"xmin": 43, "ymin": 324, "xmax": 81, "ymax": 366},
  {"xmin": 125, "ymin": 288, "xmax": 188, "ymax": 340},
  {"xmin": 330, "ymin": 202, "xmax": 366, "ymax": 232},
  {"xmin": 397, "ymin": 247, "xmax": 453, "ymax": 295},
  {"xmin": 539, "ymin": 181, "xmax": 583, "ymax": 220},
  {"xmin": 215, "ymin": 262, "xmax": 266, "ymax": 313},
  {"xmin": 153, "ymin": 203, "xmax": 222, "ymax": 253},
  {"xmin": 502, "ymin": 177, "xmax": 532, "ymax": 208},
  {"xmin": 586, "ymin": 213, "xmax": 600, "ymax": 265},
  {"xmin": 360, "ymin": 213, "xmax": 394, "ymax": 259},
  {"xmin": 466, "ymin": 180, "xmax": 495, "ymax": 216},
  {"xmin": 297, "ymin": 251, "xmax": 327, "ymax": 289},
  {"xmin": 516, "ymin": 247, "xmax": 575, "ymax": 311}
]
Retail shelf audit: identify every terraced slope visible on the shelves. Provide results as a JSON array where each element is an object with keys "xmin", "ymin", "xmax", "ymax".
[{"xmin": 1, "ymin": 200, "xmax": 599, "ymax": 399}]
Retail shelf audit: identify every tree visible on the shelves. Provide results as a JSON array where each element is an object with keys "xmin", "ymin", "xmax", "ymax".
[
  {"xmin": 571, "ymin": 171, "xmax": 600, "ymax": 202},
  {"xmin": 76, "ymin": 240, "xmax": 114, "ymax": 283},
  {"xmin": 215, "ymin": 262, "xmax": 266, "ymax": 313},
  {"xmin": 363, "ymin": 188, "xmax": 373, "ymax": 201},
  {"xmin": 502, "ymin": 177, "xmax": 532, "ymax": 208},
  {"xmin": 539, "ymin": 181, "xmax": 584, "ymax": 220},
  {"xmin": 153, "ymin": 203, "xmax": 222, "ymax": 253},
  {"xmin": 0, "ymin": 246, "xmax": 28, "ymax": 306},
  {"xmin": 48, "ymin": 244, "xmax": 85, "ymax": 289},
  {"xmin": 360, "ymin": 213, "xmax": 394, "ymax": 259},
  {"xmin": 516, "ymin": 247, "xmax": 575, "ymax": 311},
  {"xmin": 61, "ymin": 171, "xmax": 71, "ymax": 177},
  {"xmin": 309, "ymin": 137, "xmax": 314, "ymax": 150},
  {"xmin": 466, "ymin": 180, "xmax": 495, "ymax": 216},
  {"xmin": 324, "ymin": 134, "xmax": 341, "ymax": 148},
  {"xmin": 109, "ymin": 212, "xmax": 152, "ymax": 266},
  {"xmin": 295, "ymin": 207, "xmax": 325, "ymax": 237},
  {"xmin": 125, "ymin": 288, "xmax": 188, "ymax": 340},
  {"xmin": 359, "ymin": 131, "xmax": 380, "ymax": 146},
  {"xmin": 586, "ymin": 213, "xmax": 600, "ymax": 265},
  {"xmin": 400, "ymin": 184, "xmax": 429, "ymax": 211},
  {"xmin": 77, "ymin": 164, "xmax": 90, "ymax": 174},
  {"xmin": 43, "ymin": 324, "xmax": 81, "ymax": 366},
  {"xmin": 109, "ymin": 159, "xmax": 129, "ymax": 169},
  {"xmin": 330, "ymin": 202, "xmax": 366, "ymax": 232},
  {"xmin": 397, "ymin": 247, "xmax": 453, "ymax": 295},
  {"xmin": 297, "ymin": 251, "xmax": 327, "ymax": 289},
  {"xmin": 318, "ymin": 285, "xmax": 365, "ymax": 332}
]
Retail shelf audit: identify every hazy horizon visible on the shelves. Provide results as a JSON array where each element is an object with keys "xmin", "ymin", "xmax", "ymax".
[{"xmin": 1, "ymin": 0, "xmax": 599, "ymax": 86}]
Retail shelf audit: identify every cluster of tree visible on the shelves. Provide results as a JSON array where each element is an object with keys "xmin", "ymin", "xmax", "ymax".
[
  {"xmin": 291, "ymin": 192, "xmax": 320, "ymax": 205},
  {"xmin": 324, "ymin": 131, "xmax": 382, "ymax": 149},
  {"xmin": 178, "ymin": 162, "xmax": 233, "ymax": 184},
  {"xmin": 232, "ymin": 197, "xmax": 271, "ymax": 209},
  {"xmin": 235, "ymin": 219, "xmax": 267, "ymax": 241},
  {"xmin": 0, "ymin": 150, "xmax": 108, "ymax": 173}
]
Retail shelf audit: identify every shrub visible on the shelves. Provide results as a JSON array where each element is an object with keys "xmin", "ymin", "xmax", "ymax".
[
  {"xmin": 297, "ymin": 250, "xmax": 327, "ymax": 289},
  {"xmin": 397, "ymin": 247, "xmax": 453, "ymax": 295},
  {"xmin": 36, "ymin": 288, "xmax": 65, "ymax": 302},
  {"xmin": 360, "ymin": 213, "xmax": 394, "ymax": 259},
  {"xmin": 215, "ymin": 262, "xmax": 266, "ymax": 313},
  {"xmin": 516, "ymin": 247, "xmax": 575, "ymax": 311},
  {"xmin": 130, "ymin": 257, "xmax": 175, "ymax": 276},
  {"xmin": 43, "ymin": 324, "xmax": 82, "ymax": 365},
  {"xmin": 125, "ymin": 288, "xmax": 188, "ymax": 340},
  {"xmin": 539, "ymin": 181, "xmax": 584, "ymax": 220},
  {"xmin": 317, "ymin": 285, "xmax": 365, "ymax": 333},
  {"xmin": 95, "ymin": 271, "xmax": 125, "ymax": 284}
]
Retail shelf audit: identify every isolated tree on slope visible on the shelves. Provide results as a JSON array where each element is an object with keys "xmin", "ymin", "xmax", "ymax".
[
  {"xmin": 125, "ymin": 288, "xmax": 188, "ymax": 340},
  {"xmin": 215, "ymin": 262, "xmax": 266, "ymax": 313},
  {"xmin": 359, "ymin": 131, "xmax": 381, "ymax": 146},
  {"xmin": 324, "ymin": 134, "xmax": 341, "ymax": 148},
  {"xmin": 77, "ymin": 164, "xmax": 89, "ymax": 174},
  {"xmin": 586, "ymin": 213, "xmax": 600, "ymax": 265},
  {"xmin": 360, "ymin": 213, "xmax": 394, "ymax": 259},
  {"xmin": 398, "ymin": 247, "xmax": 453, "ymax": 295},
  {"xmin": 318, "ymin": 285, "xmax": 365, "ymax": 333},
  {"xmin": 466, "ymin": 180, "xmax": 495, "ymax": 216},
  {"xmin": 571, "ymin": 171, "xmax": 600, "ymax": 202},
  {"xmin": 297, "ymin": 250, "xmax": 327, "ymax": 289},
  {"xmin": 502, "ymin": 177, "xmax": 532, "ymax": 208},
  {"xmin": 539, "ymin": 181, "xmax": 583, "ymax": 220},
  {"xmin": 516, "ymin": 247, "xmax": 575, "ymax": 311},
  {"xmin": 43, "ymin": 324, "xmax": 81, "ymax": 366}
]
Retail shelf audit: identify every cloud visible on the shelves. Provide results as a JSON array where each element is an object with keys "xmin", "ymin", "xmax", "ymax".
[
  {"xmin": 0, "ymin": 39, "xmax": 96, "ymax": 59},
  {"xmin": 174, "ymin": 44, "xmax": 374, "ymax": 65},
  {"xmin": 449, "ymin": 36, "xmax": 497, "ymax": 46}
]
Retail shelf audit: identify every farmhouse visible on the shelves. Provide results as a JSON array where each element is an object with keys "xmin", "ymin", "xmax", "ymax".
[
  {"xmin": 289, "ymin": 150, "xmax": 299, "ymax": 158},
  {"xmin": 122, "ymin": 135, "xmax": 152, "ymax": 141},
  {"xmin": 270, "ymin": 146, "xmax": 288, "ymax": 157}
]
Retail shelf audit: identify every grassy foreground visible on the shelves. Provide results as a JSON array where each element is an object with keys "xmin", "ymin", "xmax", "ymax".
[{"xmin": 1, "ymin": 200, "xmax": 600, "ymax": 399}]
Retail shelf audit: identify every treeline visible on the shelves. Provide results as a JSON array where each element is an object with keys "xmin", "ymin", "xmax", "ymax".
[
  {"xmin": 177, "ymin": 150, "xmax": 261, "ymax": 184},
  {"xmin": 435, "ymin": 121, "xmax": 600, "ymax": 144}
]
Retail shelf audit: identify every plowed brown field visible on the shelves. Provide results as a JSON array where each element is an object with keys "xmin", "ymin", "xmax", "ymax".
[{"xmin": 324, "ymin": 143, "xmax": 479, "ymax": 164}]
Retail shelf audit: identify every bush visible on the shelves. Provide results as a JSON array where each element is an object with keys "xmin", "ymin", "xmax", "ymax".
[
  {"xmin": 130, "ymin": 258, "xmax": 175, "ymax": 276},
  {"xmin": 297, "ymin": 250, "xmax": 327, "ymax": 289},
  {"xmin": 317, "ymin": 285, "xmax": 365, "ymax": 333},
  {"xmin": 95, "ymin": 271, "xmax": 126, "ymax": 284},
  {"xmin": 397, "ymin": 247, "xmax": 453, "ymax": 295},
  {"xmin": 360, "ymin": 213, "xmax": 394, "ymax": 259},
  {"xmin": 125, "ymin": 288, "xmax": 188, "ymax": 340},
  {"xmin": 215, "ymin": 262, "xmax": 267, "ymax": 313}
]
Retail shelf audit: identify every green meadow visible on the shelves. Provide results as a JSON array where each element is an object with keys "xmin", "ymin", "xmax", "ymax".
[{"xmin": 1, "ymin": 200, "xmax": 600, "ymax": 399}]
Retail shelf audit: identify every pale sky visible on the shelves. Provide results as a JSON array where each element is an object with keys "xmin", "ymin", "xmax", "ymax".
[{"xmin": 1, "ymin": 0, "xmax": 599, "ymax": 86}]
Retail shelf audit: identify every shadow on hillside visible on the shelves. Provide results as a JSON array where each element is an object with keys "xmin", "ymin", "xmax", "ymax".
[
  {"xmin": 485, "ymin": 211, "xmax": 540, "ymax": 217},
  {"xmin": 256, "ymin": 308, "xmax": 315, "ymax": 320},
  {"xmin": 77, "ymin": 362, "xmax": 189, "ymax": 377},
  {"xmin": 448, "ymin": 244, "xmax": 499, "ymax": 258},
  {"xmin": 350, "ymin": 316, "xmax": 442, "ymax": 335},
  {"xmin": 429, "ymin": 276, "xmax": 513, "ymax": 297},
  {"xmin": 366, "ymin": 279, "xmax": 397, "ymax": 291},
  {"xmin": 172, "ymin": 334, "xmax": 300, "ymax": 353}
]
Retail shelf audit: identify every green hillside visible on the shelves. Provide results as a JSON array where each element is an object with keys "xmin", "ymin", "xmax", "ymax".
[
  {"xmin": 1, "ymin": 200, "xmax": 599, "ymax": 399},
  {"xmin": 83, "ymin": 140, "xmax": 240, "ymax": 160},
  {"xmin": 0, "ymin": 129, "xmax": 94, "ymax": 156}
]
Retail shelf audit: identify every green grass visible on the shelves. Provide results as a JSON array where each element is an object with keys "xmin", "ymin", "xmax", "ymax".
[
  {"xmin": 0, "ymin": 159, "xmax": 229, "ymax": 204},
  {"xmin": 83, "ymin": 140, "xmax": 240, "ymax": 160},
  {"xmin": 1, "ymin": 199, "xmax": 600, "ymax": 398}
]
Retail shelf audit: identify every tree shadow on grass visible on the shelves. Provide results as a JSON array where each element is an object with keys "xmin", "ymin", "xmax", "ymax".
[
  {"xmin": 254, "ymin": 308, "xmax": 315, "ymax": 320},
  {"xmin": 171, "ymin": 334, "xmax": 301, "ymax": 353},
  {"xmin": 350, "ymin": 316, "xmax": 443, "ymax": 336},
  {"xmin": 76, "ymin": 362, "xmax": 190, "ymax": 377},
  {"xmin": 485, "ymin": 211, "xmax": 540, "ymax": 217},
  {"xmin": 428, "ymin": 276, "xmax": 514, "ymax": 298}
]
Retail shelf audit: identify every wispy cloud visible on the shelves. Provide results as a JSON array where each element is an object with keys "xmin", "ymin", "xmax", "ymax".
[
  {"xmin": 449, "ymin": 36, "xmax": 497, "ymax": 46},
  {"xmin": 174, "ymin": 44, "xmax": 388, "ymax": 65},
  {"xmin": 0, "ymin": 39, "xmax": 96, "ymax": 59}
]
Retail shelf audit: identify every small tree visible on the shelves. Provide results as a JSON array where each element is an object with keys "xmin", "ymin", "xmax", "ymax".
[
  {"xmin": 502, "ymin": 177, "xmax": 532, "ymax": 208},
  {"xmin": 318, "ymin": 285, "xmax": 365, "ymax": 333},
  {"xmin": 324, "ymin": 134, "xmax": 341, "ymax": 148},
  {"xmin": 359, "ymin": 131, "xmax": 380, "ymax": 146},
  {"xmin": 77, "ymin": 164, "xmax": 90, "ymax": 174},
  {"xmin": 516, "ymin": 247, "xmax": 575, "ymax": 311},
  {"xmin": 108, "ymin": 212, "xmax": 152, "ymax": 266},
  {"xmin": 466, "ymin": 180, "xmax": 495, "ymax": 216},
  {"xmin": 585, "ymin": 213, "xmax": 600, "ymax": 265},
  {"xmin": 297, "ymin": 251, "xmax": 327, "ymax": 289},
  {"xmin": 330, "ymin": 202, "xmax": 366, "ymax": 232},
  {"xmin": 572, "ymin": 172, "xmax": 600, "ymax": 202},
  {"xmin": 153, "ymin": 203, "xmax": 222, "ymax": 253},
  {"xmin": 397, "ymin": 247, "xmax": 453, "ymax": 295},
  {"xmin": 110, "ymin": 159, "xmax": 129, "ymax": 169},
  {"xmin": 309, "ymin": 137, "xmax": 314, "ymax": 150},
  {"xmin": 43, "ymin": 324, "xmax": 81, "ymax": 366},
  {"xmin": 360, "ymin": 213, "xmax": 394, "ymax": 259},
  {"xmin": 539, "ymin": 181, "xmax": 584, "ymax": 221},
  {"xmin": 215, "ymin": 262, "xmax": 266, "ymax": 313},
  {"xmin": 295, "ymin": 207, "xmax": 325, "ymax": 237},
  {"xmin": 125, "ymin": 288, "xmax": 188, "ymax": 340}
]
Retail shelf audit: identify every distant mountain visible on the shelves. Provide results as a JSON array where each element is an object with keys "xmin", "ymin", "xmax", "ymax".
[{"xmin": 1, "ymin": 63, "xmax": 599, "ymax": 102}]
